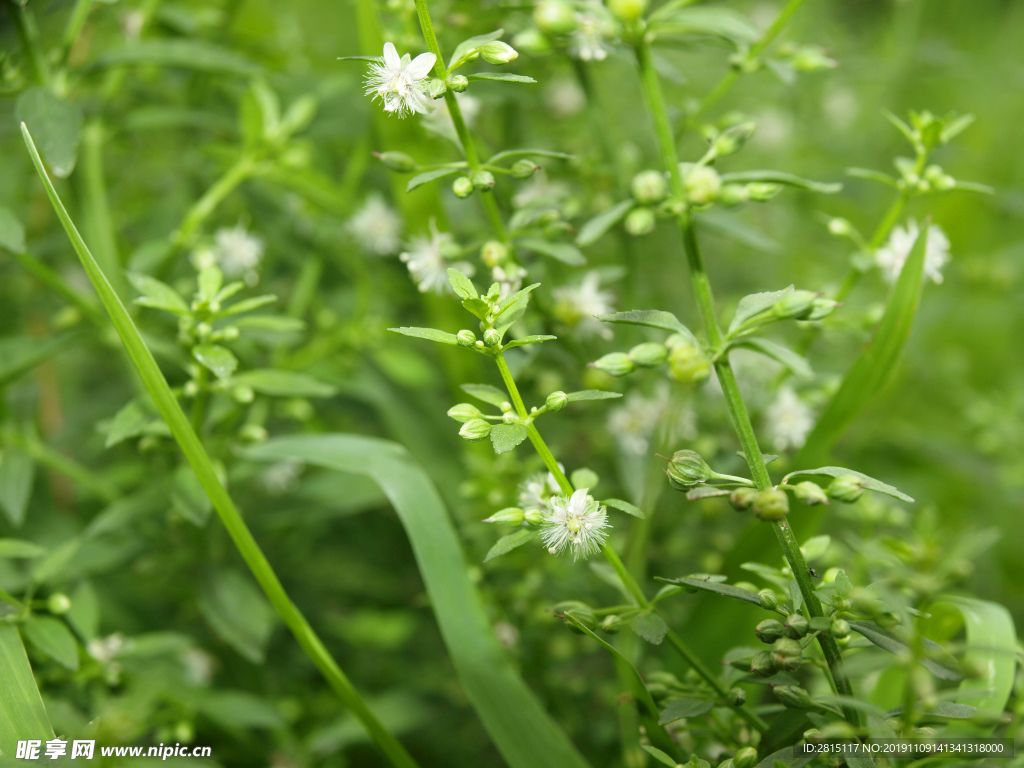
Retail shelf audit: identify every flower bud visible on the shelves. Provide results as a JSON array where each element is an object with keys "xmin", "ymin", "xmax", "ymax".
[
  {"xmin": 792, "ymin": 481, "xmax": 829, "ymax": 506},
  {"xmin": 628, "ymin": 342, "xmax": 668, "ymax": 368},
  {"xmin": 374, "ymin": 151, "xmax": 418, "ymax": 172},
  {"xmin": 459, "ymin": 418, "xmax": 492, "ymax": 441},
  {"xmin": 773, "ymin": 290, "xmax": 818, "ymax": 320},
  {"xmin": 827, "ymin": 217, "xmax": 855, "ymax": 237},
  {"xmin": 608, "ymin": 0, "xmax": 647, "ymax": 22},
  {"xmin": 511, "ymin": 159, "xmax": 540, "ymax": 179},
  {"xmin": 592, "ymin": 352, "xmax": 635, "ymax": 377},
  {"xmin": 755, "ymin": 618, "xmax": 786, "ymax": 643},
  {"xmin": 831, "ymin": 618, "xmax": 850, "ymax": 639},
  {"xmin": 484, "ymin": 507, "xmax": 525, "ymax": 527},
  {"xmin": 665, "ymin": 449, "xmax": 714, "ymax": 490},
  {"xmin": 667, "ymin": 341, "xmax": 711, "ymax": 384},
  {"xmin": 729, "ymin": 487, "xmax": 756, "ymax": 511},
  {"xmin": 683, "ymin": 165, "xmax": 722, "ymax": 206},
  {"xmin": 728, "ymin": 687, "xmax": 747, "ymax": 707},
  {"xmin": 47, "ymin": 593, "xmax": 72, "ymax": 615},
  {"xmin": 483, "ymin": 328, "xmax": 502, "ymax": 347},
  {"xmin": 734, "ymin": 747, "xmax": 758, "ymax": 768},
  {"xmin": 533, "ymin": 0, "xmax": 578, "ymax": 36},
  {"xmin": 750, "ymin": 650, "xmax": 776, "ymax": 677},
  {"xmin": 512, "ymin": 27, "xmax": 551, "ymax": 55},
  {"xmin": 524, "ymin": 508, "xmax": 546, "ymax": 526},
  {"xmin": 713, "ymin": 123, "xmax": 757, "ymax": 157},
  {"xmin": 453, "ymin": 176, "xmax": 474, "ymax": 198},
  {"xmin": 758, "ymin": 589, "xmax": 778, "ymax": 610},
  {"xmin": 502, "ymin": 411, "xmax": 518, "ymax": 424},
  {"xmin": 747, "ymin": 182, "xmax": 781, "ymax": 202},
  {"xmin": 545, "ymin": 391, "xmax": 569, "ymax": 411},
  {"xmin": 457, "ymin": 329, "xmax": 477, "ymax": 347},
  {"xmin": 774, "ymin": 685, "xmax": 814, "ymax": 709},
  {"xmin": 446, "ymin": 74, "xmax": 468, "ymax": 93},
  {"xmin": 770, "ymin": 637, "xmax": 803, "ymax": 672},
  {"xmin": 631, "ymin": 170, "xmax": 668, "ymax": 205},
  {"xmin": 448, "ymin": 403, "xmax": 483, "ymax": 423},
  {"xmin": 753, "ymin": 488, "xmax": 789, "ymax": 520},
  {"xmin": 480, "ymin": 41, "xmax": 518, "ymax": 65},
  {"xmin": 719, "ymin": 184, "xmax": 750, "ymax": 206},
  {"xmin": 624, "ymin": 207, "xmax": 656, "ymax": 236},
  {"xmin": 600, "ymin": 614, "xmax": 624, "ymax": 634},
  {"xmin": 803, "ymin": 298, "xmax": 839, "ymax": 322},
  {"xmin": 471, "ymin": 170, "xmax": 496, "ymax": 193},
  {"xmin": 827, "ymin": 475, "xmax": 863, "ymax": 503},
  {"xmin": 427, "ymin": 78, "xmax": 448, "ymax": 98},
  {"xmin": 556, "ymin": 601, "xmax": 596, "ymax": 632},
  {"xmin": 784, "ymin": 613, "xmax": 810, "ymax": 638},
  {"xmin": 233, "ymin": 386, "xmax": 255, "ymax": 403},
  {"xmin": 238, "ymin": 424, "xmax": 268, "ymax": 442}
]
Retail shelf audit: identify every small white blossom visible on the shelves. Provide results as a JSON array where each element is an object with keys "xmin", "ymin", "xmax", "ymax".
[
  {"xmin": 518, "ymin": 470, "xmax": 561, "ymax": 513},
  {"xmin": 347, "ymin": 194, "xmax": 402, "ymax": 256},
  {"xmin": 399, "ymin": 222, "xmax": 473, "ymax": 294},
  {"xmin": 765, "ymin": 386, "xmax": 814, "ymax": 452},
  {"xmin": 261, "ymin": 460, "xmax": 304, "ymax": 496},
  {"xmin": 570, "ymin": 12, "xmax": 613, "ymax": 62},
  {"xmin": 545, "ymin": 78, "xmax": 587, "ymax": 118},
  {"xmin": 541, "ymin": 488, "xmax": 610, "ymax": 561},
  {"xmin": 608, "ymin": 384, "xmax": 696, "ymax": 455},
  {"xmin": 875, "ymin": 221, "xmax": 950, "ymax": 285},
  {"xmin": 212, "ymin": 225, "xmax": 264, "ymax": 285},
  {"xmin": 181, "ymin": 647, "xmax": 215, "ymax": 686},
  {"xmin": 422, "ymin": 93, "xmax": 481, "ymax": 140},
  {"xmin": 87, "ymin": 633, "xmax": 127, "ymax": 663},
  {"xmin": 364, "ymin": 42, "xmax": 437, "ymax": 118},
  {"xmin": 492, "ymin": 263, "xmax": 526, "ymax": 300},
  {"xmin": 553, "ymin": 272, "xmax": 615, "ymax": 339}
]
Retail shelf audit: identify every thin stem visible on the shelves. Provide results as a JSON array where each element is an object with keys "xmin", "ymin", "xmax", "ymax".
[
  {"xmin": 12, "ymin": 250, "xmax": 105, "ymax": 328},
  {"xmin": 171, "ymin": 156, "xmax": 256, "ymax": 254},
  {"xmin": 61, "ymin": 0, "xmax": 94, "ymax": 68},
  {"xmin": 8, "ymin": 432, "xmax": 119, "ymax": 503},
  {"xmin": 8, "ymin": 0, "xmax": 52, "ymax": 87}
]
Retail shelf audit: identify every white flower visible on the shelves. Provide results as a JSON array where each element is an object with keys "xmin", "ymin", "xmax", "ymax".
[
  {"xmin": 364, "ymin": 42, "xmax": 436, "ymax": 118},
  {"xmin": 261, "ymin": 460, "xmax": 303, "ymax": 496},
  {"xmin": 347, "ymin": 194, "xmax": 402, "ymax": 256},
  {"xmin": 518, "ymin": 470, "xmax": 561, "ymax": 512},
  {"xmin": 875, "ymin": 221, "xmax": 950, "ymax": 285},
  {"xmin": 399, "ymin": 222, "xmax": 473, "ymax": 294},
  {"xmin": 88, "ymin": 633, "xmax": 128, "ymax": 663},
  {"xmin": 492, "ymin": 263, "xmax": 526, "ymax": 300},
  {"xmin": 571, "ymin": 12, "xmax": 613, "ymax": 62},
  {"xmin": 765, "ymin": 387, "xmax": 814, "ymax": 452},
  {"xmin": 212, "ymin": 225, "xmax": 263, "ymax": 285},
  {"xmin": 545, "ymin": 78, "xmax": 587, "ymax": 118},
  {"xmin": 541, "ymin": 488, "xmax": 610, "ymax": 561},
  {"xmin": 422, "ymin": 93, "xmax": 480, "ymax": 140},
  {"xmin": 553, "ymin": 272, "xmax": 615, "ymax": 339},
  {"xmin": 181, "ymin": 647, "xmax": 215, "ymax": 686},
  {"xmin": 608, "ymin": 384, "xmax": 695, "ymax": 456}
]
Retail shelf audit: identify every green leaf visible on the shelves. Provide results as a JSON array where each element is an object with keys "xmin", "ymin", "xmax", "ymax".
[
  {"xmin": 495, "ymin": 283, "xmax": 540, "ymax": 315},
  {"xmin": 0, "ymin": 207, "xmax": 27, "ymax": 254},
  {"xmin": 603, "ymin": 498, "xmax": 645, "ymax": 518},
  {"xmin": 518, "ymin": 237, "xmax": 586, "ymax": 266},
  {"xmin": 565, "ymin": 390, "xmax": 623, "ymax": 403},
  {"xmin": 194, "ymin": 690, "xmax": 285, "ymax": 730},
  {"xmin": 0, "ymin": 625, "xmax": 55, "ymax": 759},
  {"xmin": 231, "ymin": 369, "xmax": 337, "ymax": 398},
  {"xmin": 447, "ymin": 268, "xmax": 478, "ymax": 300},
  {"xmin": 940, "ymin": 113, "xmax": 976, "ymax": 144},
  {"xmin": 199, "ymin": 569, "xmax": 277, "ymax": 663},
  {"xmin": 0, "ymin": 539, "xmax": 46, "ymax": 559},
  {"xmin": 631, "ymin": 612, "xmax": 668, "ymax": 645},
  {"xmin": 0, "ymin": 448, "xmax": 35, "ymax": 527},
  {"xmin": 641, "ymin": 745, "xmax": 679, "ymax": 767},
  {"xmin": 89, "ymin": 39, "xmax": 260, "ymax": 76},
  {"xmin": 490, "ymin": 424, "xmax": 528, "ymax": 454},
  {"xmin": 406, "ymin": 167, "xmax": 459, "ymax": 192},
  {"xmin": 596, "ymin": 309, "xmax": 697, "ymax": 341},
  {"xmin": 847, "ymin": 621, "xmax": 962, "ymax": 681},
  {"xmin": 485, "ymin": 529, "xmax": 538, "ymax": 562},
  {"xmin": 649, "ymin": 6, "xmax": 759, "ymax": 48},
  {"xmin": 21, "ymin": 616, "xmax": 79, "ymax": 671},
  {"xmin": 800, "ymin": 535, "xmax": 831, "ymax": 562},
  {"xmin": 128, "ymin": 272, "xmax": 190, "ymax": 315},
  {"xmin": 576, "ymin": 200, "xmax": 634, "ymax": 248},
  {"xmin": 66, "ymin": 581, "xmax": 100, "ymax": 642},
  {"xmin": 233, "ymin": 315, "xmax": 305, "ymax": 333},
  {"xmin": 504, "ymin": 335, "xmax": 557, "ymax": 349},
  {"xmin": 659, "ymin": 697, "xmax": 715, "ymax": 724},
  {"xmin": 388, "ymin": 326, "xmax": 461, "ymax": 346},
  {"xmin": 105, "ymin": 398, "xmax": 169, "ymax": 447},
  {"xmin": 655, "ymin": 575, "xmax": 764, "ymax": 607},
  {"xmin": 885, "ymin": 701, "xmax": 978, "ymax": 720},
  {"xmin": 781, "ymin": 467, "xmax": 913, "ymax": 503},
  {"xmin": 172, "ymin": 464, "xmax": 213, "ymax": 527},
  {"xmin": 729, "ymin": 337, "xmax": 812, "ymax": 378},
  {"xmin": 0, "ymin": 334, "xmax": 80, "ymax": 389},
  {"xmin": 753, "ymin": 748, "xmax": 814, "ymax": 768},
  {"xmin": 461, "ymin": 297, "xmax": 491, "ymax": 321},
  {"xmin": 245, "ymin": 435, "xmax": 593, "ymax": 768},
  {"xmin": 728, "ymin": 286, "xmax": 793, "ymax": 336},
  {"xmin": 461, "ymin": 384, "xmax": 508, "ymax": 407},
  {"xmin": 467, "ymin": 72, "xmax": 537, "ymax": 83},
  {"xmin": 800, "ymin": 225, "xmax": 929, "ymax": 455},
  {"xmin": 488, "ymin": 148, "xmax": 574, "ymax": 164},
  {"xmin": 846, "ymin": 167, "xmax": 899, "ymax": 188},
  {"xmin": 719, "ymin": 171, "xmax": 842, "ymax": 194},
  {"xmin": 193, "ymin": 344, "xmax": 238, "ymax": 381},
  {"xmin": 218, "ymin": 295, "xmax": 278, "ymax": 317},
  {"xmin": 16, "ymin": 88, "xmax": 83, "ymax": 178},
  {"xmin": 448, "ymin": 29, "xmax": 505, "ymax": 72}
]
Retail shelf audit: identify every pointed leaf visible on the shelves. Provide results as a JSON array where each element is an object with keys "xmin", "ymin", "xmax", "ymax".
[
  {"xmin": 484, "ymin": 529, "xmax": 538, "ymax": 562},
  {"xmin": 655, "ymin": 575, "xmax": 764, "ymax": 607},
  {"xmin": 719, "ymin": 171, "xmax": 841, "ymax": 193},
  {"xmin": 576, "ymin": 200, "xmax": 635, "ymax": 248},
  {"xmin": 16, "ymin": 88, "xmax": 82, "ymax": 178},
  {"xmin": 488, "ymin": 148, "xmax": 574, "ymax": 164},
  {"xmin": 603, "ymin": 498, "xmax": 644, "ymax": 518},
  {"xmin": 0, "ymin": 625, "xmax": 55, "ymax": 758},
  {"xmin": 504, "ymin": 335, "xmax": 557, "ymax": 349},
  {"xmin": 782, "ymin": 467, "xmax": 913, "ymax": 502},
  {"xmin": 597, "ymin": 309, "xmax": 697, "ymax": 342},
  {"xmin": 728, "ymin": 286, "xmax": 793, "ymax": 335},
  {"xmin": 0, "ymin": 539, "xmax": 46, "ymax": 559},
  {"xmin": 193, "ymin": 344, "xmax": 238, "ymax": 381},
  {"xmin": 847, "ymin": 621, "xmax": 962, "ymax": 681},
  {"xmin": 0, "ymin": 207, "xmax": 26, "ymax": 254},
  {"xmin": 406, "ymin": 167, "xmax": 459, "ymax": 192},
  {"xmin": 388, "ymin": 326, "xmax": 461, "ymax": 346},
  {"xmin": 631, "ymin": 612, "xmax": 668, "ymax": 645},
  {"xmin": 730, "ymin": 337, "xmax": 812, "ymax": 378},
  {"xmin": 0, "ymin": 448, "xmax": 35, "ymax": 527},
  {"xmin": 89, "ymin": 39, "xmax": 260, "ymax": 76},
  {"xmin": 449, "ymin": 29, "xmax": 505, "ymax": 72},
  {"xmin": 447, "ymin": 268, "xmax": 478, "ymax": 300},
  {"xmin": 218, "ymin": 295, "xmax": 277, "ymax": 317},
  {"xmin": 199, "ymin": 569, "xmax": 277, "ymax": 663},
  {"xmin": 659, "ymin": 697, "xmax": 715, "ymax": 724},
  {"xmin": 461, "ymin": 384, "xmax": 508, "ymax": 407},
  {"xmin": 490, "ymin": 424, "xmax": 528, "ymax": 454},
  {"xmin": 565, "ymin": 390, "xmax": 622, "ymax": 402},
  {"xmin": 467, "ymin": 72, "xmax": 536, "ymax": 83},
  {"xmin": 21, "ymin": 616, "xmax": 79, "ymax": 671},
  {"xmin": 105, "ymin": 399, "xmax": 151, "ymax": 448},
  {"xmin": 518, "ymin": 237, "xmax": 586, "ymax": 266},
  {"xmin": 129, "ymin": 273, "xmax": 190, "ymax": 315}
]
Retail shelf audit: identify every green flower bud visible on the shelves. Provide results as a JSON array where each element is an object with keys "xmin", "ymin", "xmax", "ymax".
[
  {"xmin": 374, "ymin": 151, "xmax": 418, "ymax": 172},
  {"xmin": 758, "ymin": 589, "xmax": 778, "ymax": 610},
  {"xmin": 718, "ymin": 760, "xmax": 735, "ymax": 768},
  {"xmin": 600, "ymin": 614, "xmax": 624, "ymax": 634},
  {"xmin": 47, "ymin": 593, "xmax": 72, "ymax": 615},
  {"xmin": 479, "ymin": 240, "xmax": 508, "ymax": 268},
  {"xmin": 471, "ymin": 170, "xmax": 496, "ymax": 192},
  {"xmin": 667, "ymin": 341, "xmax": 711, "ymax": 384},
  {"xmin": 831, "ymin": 618, "xmax": 850, "ymax": 639},
  {"xmin": 755, "ymin": 618, "xmax": 786, "ymax": 643},
  {"xmin": 713, "ymin": 123, "xmax": 757, "ymax": 157},
  {"xmin": 238, "ymin": 424, "xmax": 268, "ymax": 442},
  {"xmin": 730, "ymin": 487, "xmax": 757, "ymax": 511},
  {"xmin": 447, "ymin": 403, "xmax": 483, "ymax": 423},
  {"xmin": 545, "ymin": 391, "xmax": 569, "ymax": 411},
  {"xmin": 747, "ymin": 182, "xmax": 781, "ymax": 202},
  {"xmin": 665, "ymin": 449, "xmax": 715, "ymax": 490},
  {"xmin": 480, "ymin": 41, "xmax": 518, "ymax": 65},
  {"xmin": 608, "ymin": 0, "xmax": 647, "ymax": 22},
  {"xmin": 511, "ymin": 159, "xmax": 540, "ymax": 179},
  {"xmin": 427, "ymin": 78, "xmax": 448, "ymax": 98},
  {"xmin": 217, "ymin": 325, "xmax": 239, "ymax": 341},
  {"xmin": 784, "ymin": 613, "xmax": 810, "ymax": 638},
  {"xmin": 457, "ymin": 329, "xmax": 477, "ymax": 347},
  {"xmin": 770, "ymin": 637, "xmax": 803, "ymax": 672},
  {"xmin": 728, "ymin": 687, "xmax": 747, "ymax": 707},
  {"xmin": 734, "ymin": 747, "xmax": 758, "ymax": 768},
  {"xmin": 827, "ymin": 475, "xmax": 864, "ymax": 503},
  {"xmin": 750, "ymin": 650, "xmax": 776, "ymax": 677},
  {"xmin": 484, "ymin": 507, "xmax": 525, "ymax": 526},
  {"xmin": 631, "ymin": 169, "xmax": 668, "ymax": 205},
  {"xmin": 556, "ymin": 601, "xmax": 596, "ymax": 632},
  {"xmin": 512, "ymin": 27, "xmax": 551, "ymax": 55},
  {"xmin": 774, "ymin": 685, "xmax": 814, "ymax": 709},
  {"xmin": 483, "ymin": 328, "xmax": 502, "ymax": 347},
  {"xmin": 803, "ymin": 298, "xmax": 839, "ymax": 322},
  {"xmin": 533, "ymin": 0, "xmax": 578, "ymax": 36},
  {"xmin": 773, "ymin": 290, "xmax": 818, "ymax": 320},
  {"xmin": 792, "ymin": 481, "xmax": 829, "ymax": 506},
  {"xmin": 592, "ymin": 352, "xmax": 636, "ymax": 377},
  {"xmin": 683, "ymin": 165, "xmax": 722, "ymax": 206},
  {"xmin": 447, "ymin": 74, "xmax": 468, "ymax": 93},
  {"xmin": 753, "ymin": 488, "xmax": 789, "ymax": 520},
  {"xmin": 570, "ymin": 467, "xmax": 599, "ymax": 490},
  {"xmin": 502, "ymin": 411, "xmax": 518, "ymax": 424},
  {"xmin": 828, "ymin": 217, "xmax": 855, "ymax": 237},
  {"xmin": 719, "ymin": 184, "xmax": 750, "ymax": 206},
  {"xmin": 459, "ymin": 418, "xmax": 492, "ymax": 441},
  {"xmin": 524, "ymin": 508, "xmax": 545, "ymax": 526},
  {"xmin": 453, "ymin": 176, "xmax": 474, "ymax": 198},
  {"xmin": 791, "ymin": 45, "xmax": 836, "ymax": 72},
  {"xmin": 233, "ymin": 386, "xmax": 255, "ymax": 403},
  {"xmin": 624, "ymin": 206, "xmax": 656, "ymax": 236},
  {"xmin": 628, "ymin": 342, "xmax": 668, "ymax": 367}
]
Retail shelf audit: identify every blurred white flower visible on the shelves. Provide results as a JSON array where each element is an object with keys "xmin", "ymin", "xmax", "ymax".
[
  {"xmin": 400, "ymin": 222, "xmax": 473, "ymax": 294},
  {"xmin": 754, "ymin": 109, "xmax": 793, "ymax": 149},
  {"xmin": 492, "ymin": 263, "xmax": 526, "ymax": 300},
  {"xmin": 765, "ymin": 386, "xmax": 814, "ymax": 452},
  {"xmin": 261, "ymin": 460, "xmax": 304, "ymax": 496},
  {"xmin": 364, "ymin": 42, "xmax": 436, "ymax": 118},
  {"xmin": 823, "ymin": 85, "xmax": 859, "ymax": 128},
  {"xmin": 545, "ymin": 78, "xmax": 587, "ymax": 118},
  {"xmin": 518, "ymin": 470, "xmax": 561, "ymax": 513},
  {"xmin": 553, "ymin": 272, "xmax": 614, "ymax": 339},
  {"xmin": 875, "ymin": 221, "xmax": 950, "ymax": 285},
  {"xmin": 213, "ymin": 225, "xmax": 263, "ymax": 285},
  {"xmin": 181, "ymin": 647, "xmax": 215, "ymax": 686},
  {"xmin": 541, "ymin": 488, "xmax": 610, "ymax": 561},
  {"xmin": 571, "ymin": 12, "xmax": 613, "ymax": 62},
  {"xmin": 121, "ymin": 10, "xmax": 145, "ymax": 40},
  {"xmin": 347, "ymin": 194, "xmax": 402, "ymax": 256},
  {"xmin": 607, "ymin": 384, "xmax": 694, "ymax": 456},
  {"xmin": 88, "ymin": 633, "xmax": 128, "ymax": 663},
  {"xmin": 422, "ymin": 93, "xmax": 481, "ymax": 140}
]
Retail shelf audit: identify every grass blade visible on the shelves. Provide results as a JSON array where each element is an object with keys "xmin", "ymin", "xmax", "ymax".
[
  {"xmin": 21, "ymin": 123, "xmax": 420, "ymax": 768},
  {"xmin": 246, "ymin": 434, "xmax": 594, "ymax": 768},
  {"xmin": 0, "ymin": 625, "xmax": 55, "ymax": 760}
]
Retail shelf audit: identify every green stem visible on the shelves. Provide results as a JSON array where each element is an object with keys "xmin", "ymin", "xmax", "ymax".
[
  {"xmin": 79, "ymin": 121, "xmax": 125, "ymax": 297},
  {"xmin": 9, "ymin": 432, "xmax": 118, "ymax": 504},
  {"xmin": 12, "ymin": 250, "xmax": 105, "ymax": 328},
  {"xmin": 8, "ymin": 0, "xmax": 52, "ymax": 87},
  {"xmin": 634, "ymin": 36, "xmax": 860, "ymax": 729},
  {"xmin": 61, "ymin": 0, "xmax": 94, "ymax": 68},
  {"xmin": 172, "ymin": 156, "xmax": 256, "ymax": 253}
]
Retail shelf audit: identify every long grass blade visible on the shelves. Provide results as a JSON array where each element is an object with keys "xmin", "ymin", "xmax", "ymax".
[{"xmin": 0, "ymin": 625, "xmax": 55, "ymax": 760}]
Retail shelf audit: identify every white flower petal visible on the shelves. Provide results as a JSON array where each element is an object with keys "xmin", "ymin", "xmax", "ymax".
[
  {"xmin": 406, "ymin": 52, "xmax": 437, "ymax": 80},
  {"xmin": 382, "ymin": 42, "xmax": 400, "ymax": 70}
]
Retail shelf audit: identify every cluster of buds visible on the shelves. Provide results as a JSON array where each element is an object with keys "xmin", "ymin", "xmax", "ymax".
[
  {"xmin": 729, "ymin": 487, "xmax": 789, "ymax": 521},
  {"xmin": 453, "ymin": 170, "xmax": 496, "ymax": 198},
  {"xmin": 590, "ymin": 333, "xmax": 710, "ymax": 385}
]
